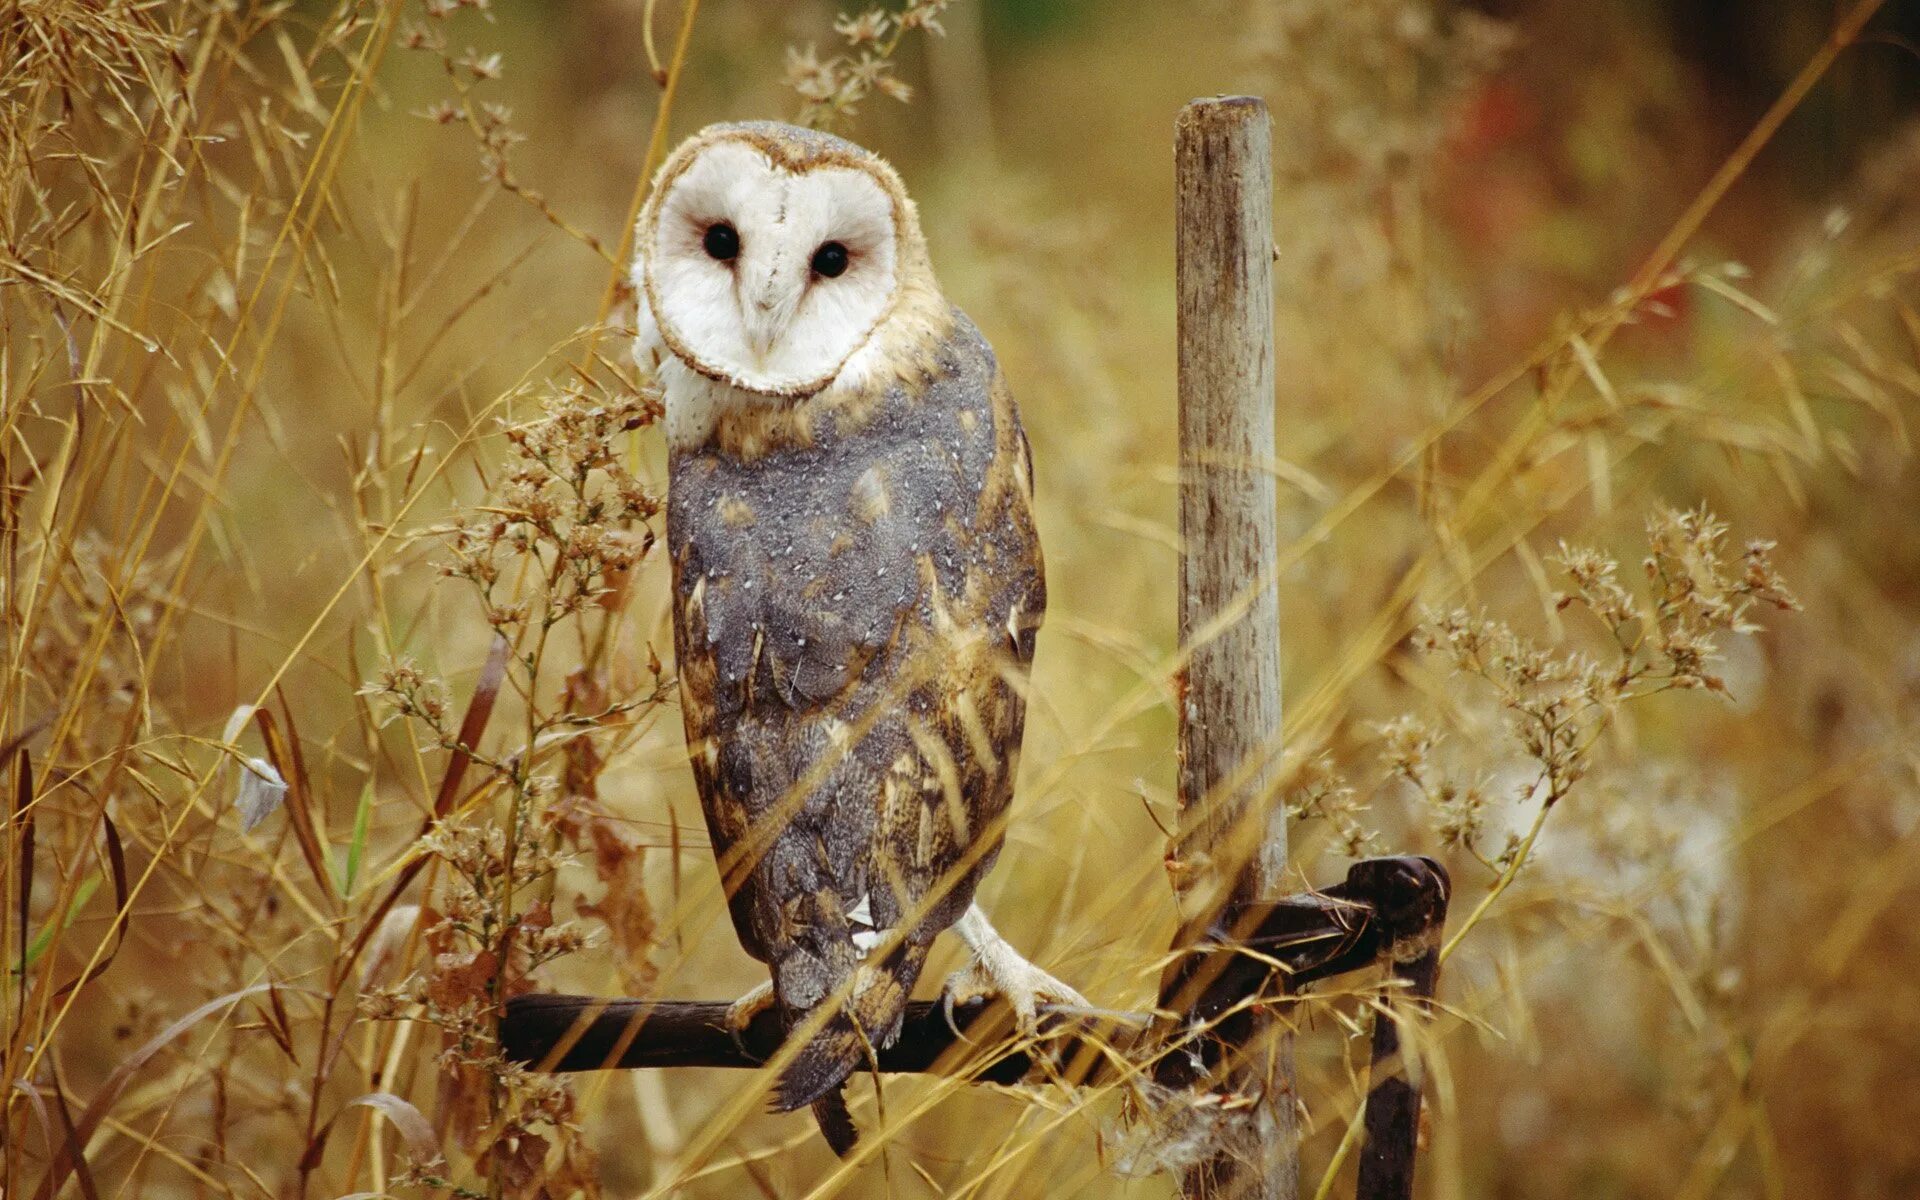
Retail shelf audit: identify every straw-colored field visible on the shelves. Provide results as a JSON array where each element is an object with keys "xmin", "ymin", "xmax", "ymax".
[{"xmin": 6, "ymin": 1, "xmax": 1920, "ymax": 1196}]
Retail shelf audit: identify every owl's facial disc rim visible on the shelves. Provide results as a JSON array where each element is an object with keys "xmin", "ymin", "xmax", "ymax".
[{"xmin": 642, "ymin": 137, "xmax": 908, "ymax": 400}]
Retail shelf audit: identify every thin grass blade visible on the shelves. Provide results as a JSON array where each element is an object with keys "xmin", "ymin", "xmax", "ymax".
[
  {"xmin": 14, "ymin": 748, "xmax": 33, "ymax": 993},
  {"xmin": 33, "ymin": 982, "xmax": 285, "ymax": 1200}
]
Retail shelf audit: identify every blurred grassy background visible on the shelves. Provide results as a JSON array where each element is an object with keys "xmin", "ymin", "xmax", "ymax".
[{"xmin": 6, "ymin": 0, "xmax": 1920, "ymax": 1196}]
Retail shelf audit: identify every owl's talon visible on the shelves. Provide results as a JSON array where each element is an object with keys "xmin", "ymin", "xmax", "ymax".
[
  {"xmin": 941, "ymin": 988, "xmax": 968, "ymax": 1041},
  {"xmin": 941, "ymin": 906, "xmax": 1088, "ymax": 1039},
  {"xmin": 940, "ymin": 953, "xmax": 1087, "ymax": 1037},
  {"xmin": 725, "ymin": 981, "xmax": 776, "ymax": 1057}
]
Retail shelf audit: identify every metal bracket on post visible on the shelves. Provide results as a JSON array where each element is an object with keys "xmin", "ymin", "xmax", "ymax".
[{"xmin": 1152, "ymin": 856, "xmax": 1451, "ymax": 1200}]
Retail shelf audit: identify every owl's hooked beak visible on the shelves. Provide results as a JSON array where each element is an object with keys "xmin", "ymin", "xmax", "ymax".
[{"xmin": 739, "ymin": 258, "xmax": 804, "ymax": 364}]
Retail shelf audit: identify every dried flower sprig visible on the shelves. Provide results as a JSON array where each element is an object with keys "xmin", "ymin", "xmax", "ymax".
[
  {"xmin": 1418, "ymin": 506, "xmax": 1797, "ymax": 954},
  {"xmin": 362, "ymin": 375, "xmax": 668, "ymax": 1197},
  {"xmin": 1375, "ymin": 715, "xmax": 1493, "ymax": 857},
  {"xmin": 368, "ymin": 804, "xmax": 596, "ymax": 1195},
  {"xmin": 442, "ymin": 384, "xmax": 663, "ymax": 640},
  {"xmin": 1286, "ymin": 752, "xmax": 1377, "ymax": 858},
  {"xmin": 787, "ymin": 0, "xmax": 952, "ymax": 129},
  {"xmin": 402, "ymin": 0, "xmax": 611, "ymax": 260}
]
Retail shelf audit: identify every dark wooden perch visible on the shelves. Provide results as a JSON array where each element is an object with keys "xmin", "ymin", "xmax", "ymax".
[
  {"xmin": 503, "ymin": 859, "xmax": 1447, "ymax": 1079},
  {"xmin": 500, "ymin": 992, "xmax": 1140, "ymax": 1083},
  {"xmin": 502, "ymin": 857, "xmax": 1450, "ymax": 1200}
]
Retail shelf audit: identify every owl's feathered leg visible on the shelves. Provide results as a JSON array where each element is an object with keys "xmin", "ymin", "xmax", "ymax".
[{"xmin": 941, "ymin": 904, "xmax": 1087, "ymax": 1035}]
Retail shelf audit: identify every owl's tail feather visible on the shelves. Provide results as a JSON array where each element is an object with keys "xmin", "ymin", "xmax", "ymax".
[
  {"xmin": 769, "ymin": 1009, "xmax": 872, "ymax": 1158},
  {"xmin": 769, "ymin": 1010, "xmax": 870, "ymax": 1112},
  {"xmin": 811, "ymin": 1088, "xmax": 859, "ymax": 1158},
  {"xmin": 769, "ymin": 943, "xmax": 931, "ymax": 1156}
]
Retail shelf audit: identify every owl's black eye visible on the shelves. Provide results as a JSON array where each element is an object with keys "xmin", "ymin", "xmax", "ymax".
[
  {"xmin": 703, "ymin": 223, "xmax": 739, "ymax": 262},
  {"xmin": 811, "ymin": 241, "xmax": 849, "ymax": 279}
]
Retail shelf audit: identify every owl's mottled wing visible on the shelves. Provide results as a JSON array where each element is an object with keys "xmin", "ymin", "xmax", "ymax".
[{"xmin": 668, "ymin": 312, "xmax": 1041, "ymax": 1118}]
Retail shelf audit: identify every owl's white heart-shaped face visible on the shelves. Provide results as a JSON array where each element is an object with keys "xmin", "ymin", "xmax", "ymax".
[{"xmin": 640, "ymin": 138, "xmax": 903, "ymax": 398}]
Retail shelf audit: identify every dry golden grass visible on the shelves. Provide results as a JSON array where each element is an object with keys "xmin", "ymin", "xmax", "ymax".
[{"xmin": 5, "ymin": 1, "xmax": 1920, "ymax": 1197}]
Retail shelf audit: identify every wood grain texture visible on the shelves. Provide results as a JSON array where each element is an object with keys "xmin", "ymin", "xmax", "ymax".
[{"xmin": 1169, "ymin": 95, "xmax": 1296, "ymax": 1200}]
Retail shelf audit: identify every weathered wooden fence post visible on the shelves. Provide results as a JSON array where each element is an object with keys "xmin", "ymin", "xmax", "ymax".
[{"xmin": 1168, "ymin": 96, "xmax": 1295, "ymax": 1200}]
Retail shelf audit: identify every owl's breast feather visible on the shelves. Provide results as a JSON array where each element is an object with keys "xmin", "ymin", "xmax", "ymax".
[
  {"xmin": 669, "ymin": 446, "xmax": 947, "ymax": 714},
  {"xmin": 668, "ymin": 312, "xmax": 1014, "ymax": 718}
]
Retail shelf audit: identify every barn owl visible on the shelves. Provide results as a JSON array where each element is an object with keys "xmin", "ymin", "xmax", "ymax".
[{"xmin": 632, "ymin": 122, "xmax": 1086, "ymax": 1155}]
